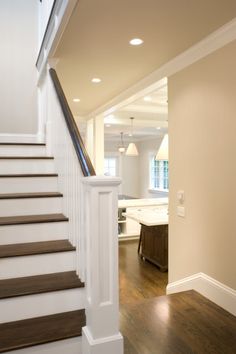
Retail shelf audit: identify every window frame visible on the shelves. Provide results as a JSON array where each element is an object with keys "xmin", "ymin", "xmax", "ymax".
[{"xmin": 149, "ymin": 153, "xmax": 169, "ymax": 193}]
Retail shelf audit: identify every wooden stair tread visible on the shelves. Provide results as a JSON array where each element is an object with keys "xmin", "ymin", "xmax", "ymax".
[
  {"xmin": 0, "ymin": 310, "xmax": 85, "ymax": 352},
  {"xmin": 0, "ymin": 173, "xmax": 58, "ymax": 177},
  {"xmin": 0, "ymin": 271, "xmax": 84, "ymax": 299},
  {"xmin": 0, "ymin": 214, "xmax": 68, "ymax": 226},
  {"xmin": 0, "ymin": 192, "xmax": 63, "ymax": 199},
  {"xmin": 0, "ymin": 240, "xmax": 75, "ymax": 258},
  {"xmin": 0, "ymin": 156, "xmax": 53, "ymax": 159},
  {"xmin": 0, "ymin": 143, "xmax": 46, "ymax": 146}
]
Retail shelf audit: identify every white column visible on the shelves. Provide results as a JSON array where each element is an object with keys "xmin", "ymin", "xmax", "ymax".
[
  {"xmin": 86, "ymin": 116, "xmax": 104, "ymax": 175},
  {"xmin": 93, "ymin": 115, "xmax": 104, "ymax": 175},
  {"xmin": 86, "ymin": 118, "xmax": 95, "ymax": 164},
  {"xmin": 81, "ymin": 176, "xmax": 123, "ymax": 354}
]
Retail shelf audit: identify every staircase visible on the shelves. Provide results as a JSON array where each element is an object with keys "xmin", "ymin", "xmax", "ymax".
[{"xmin": 0, "ymin": 143, "xmax": 86, "ymax": 354}]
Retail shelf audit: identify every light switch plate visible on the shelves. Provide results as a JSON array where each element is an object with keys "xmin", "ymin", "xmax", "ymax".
[
  {"xmin": 177, "ymin": 206, "xmax": 185, "ymax": 217},
  {"xmin": 177, "ymin": 190, "xmax": 185, "ymax": 204}
]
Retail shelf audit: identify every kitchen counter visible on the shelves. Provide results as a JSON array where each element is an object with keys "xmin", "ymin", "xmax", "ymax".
[
  {"xmin": 124, "ymin": 205, "xmax": 168, "ymax": 226},
  {"xmin": 118, "ymin": 197, "xmax": 168, "ymax": 209}
]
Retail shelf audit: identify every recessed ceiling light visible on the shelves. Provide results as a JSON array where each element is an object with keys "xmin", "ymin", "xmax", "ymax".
[
  {"xmin": 144, "ymin": 96, "xmax": 152, "ymax": 102},
  {"xmin": 105, "ymin": 124, "xmax": 111, "ymax": 128},
  {"xmin": 73, "ymin": 98, "xmax": 80, "ymax": 102},
  {"xmin": 91, "ymin": 78, "xmax": 101, "ymax": 83},
  {"xmin": 156, "ymin": 127, "xmax": 161, "ymax": 130},
  {"xmin": 129, "ymin": 38, "xmax": 143, "ymax": 46}
]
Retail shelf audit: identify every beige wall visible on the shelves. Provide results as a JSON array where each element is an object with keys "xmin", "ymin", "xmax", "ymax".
[{"xmin": 169, "ymin": 40, "xmax": 236, "ymax": 290}]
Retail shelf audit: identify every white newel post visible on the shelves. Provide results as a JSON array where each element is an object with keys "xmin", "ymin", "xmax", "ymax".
[{"xmin": 81, "ymin": 176, "xmax": 124, "ymax": 354}]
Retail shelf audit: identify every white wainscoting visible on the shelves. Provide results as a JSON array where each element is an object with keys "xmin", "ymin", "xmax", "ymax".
[{"xmin": 167, "ymin": 272, "xmax": 236, "ymax": 316}]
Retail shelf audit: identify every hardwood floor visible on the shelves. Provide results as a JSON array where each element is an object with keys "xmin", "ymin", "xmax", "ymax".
[
  {"xmin": 119, "ymin": 240, "xmax": 168, "ymax": 305},
  {"xmin": 119, "ymin": 240, "xmax": 236, "ymax": 354}
]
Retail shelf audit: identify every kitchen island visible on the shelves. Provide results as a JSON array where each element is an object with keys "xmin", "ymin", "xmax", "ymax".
[
  {"xmin": 124, "ymin": 205, "xmax": 168, "ymax": 272},
  {"xmin": 118, "ymin": 197, "xmax": 168, "ymax": 240}
]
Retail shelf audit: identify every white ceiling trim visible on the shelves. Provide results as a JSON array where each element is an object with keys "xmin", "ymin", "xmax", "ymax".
[
  {"xmin": 86, "ymin": 16, "xmax": 236, "ymax": 119},
  {"xmin": 120, "ymin": 104, "xmax": 167, "ymax": 115}
]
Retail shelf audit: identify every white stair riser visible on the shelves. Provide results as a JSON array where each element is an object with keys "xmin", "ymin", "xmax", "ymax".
[
  {"xmin": 0, "ymin": 221, "xmax": 68, "ymax": 245},
  {"xmin": 0, "ymin": 146, "xmax": 47, "ymax": 156},
  {"xmin": 0, "ymin": 288, "xmax": 85, "ymax": 323},
  {"xmin": 0, "ymin": 252, "xmax": 76, "ymax": 279},
  {"xmin": 0, "ymin": 160, "xmax": 55, "ymax": 174},
  {"xmin": 0, "ymin": 198, "xmax": 63, "ymax": 217},
  {"xmin": 0, "ymin": 177, "xmax": 58, "ymax": 193},
  {"xmin": 7, "ymin": 337, "xmax": 82, "ymax": 354}
]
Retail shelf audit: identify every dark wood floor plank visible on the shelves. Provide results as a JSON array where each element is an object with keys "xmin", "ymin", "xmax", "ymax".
[
  {"xmin": 119, "ymin": 242, "xmax": 236, "ymax": 354},
  {"xmin": 121, "ymin": 291, "xmax": 236, "ymax": 354},
  {"xmin": 0, "ymin": 143, "xmax": 46, "ymax": 146},
  {"xmin": 0, "ymin": 213, "xmax": 68, "ymax": 226},
  {"xmin": 0, "ymin": 173, "xmax": 58, "ymax": 178},
  {"xmin": 0, "ymin": 310, "xmax": 85, "ymax": 353},
  {"xmin": 0, "ymin": 271, "xmax": 84, "ymax": 299},
  {"xmin": 0, "ymin": 192, "xmax": 63, "ymax": 199},
  {"xmin": 119, "ymin": 240, "xmax": 168, "ymax": 305},
  {"xmin": 0, "ymin": 156, "xmax": 53, "ymax": 159},
  {"xmin": 0, "ymin": 240, "xmax": 75, "ymax": 258}
]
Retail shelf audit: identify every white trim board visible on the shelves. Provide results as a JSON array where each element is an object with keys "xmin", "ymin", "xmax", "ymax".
[
  {"xmin": 167, "ymin": 273, "xmax": 236, "ymax": 316},
  {"xmin": 86, "ymin": 17, "xmax": 236, "ymax": 119},
  {"xmin": 0, "ymin": 134, "xmax": 42, "ymax": 143}
]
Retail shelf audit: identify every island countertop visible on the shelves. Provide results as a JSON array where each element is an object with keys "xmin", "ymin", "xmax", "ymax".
[
  {"xmin": 123, "ymin": 205, "xmax": 168, "ymax": 227},
  {"xmin": 118, "ymin": 197, "xmax": 168, "ymax": 209}
]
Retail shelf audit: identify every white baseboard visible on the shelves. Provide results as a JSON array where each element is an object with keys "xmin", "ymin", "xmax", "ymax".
[
  {"xmin": 82, "ymin": 327, "xmax": 123, "ymax": 354},
  {"xmin": 167, "ymin": 272, "xmax": 236, "ymax": 316},
  {"xmin": 0, "ymin": 133, "xmax": 44, "ymax": 143},
  {"xmin": 118, "ymin": 235, "xmax": 139, "ymax": 242}
]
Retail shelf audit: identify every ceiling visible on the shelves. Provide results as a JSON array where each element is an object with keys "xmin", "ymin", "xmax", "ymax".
[
  {"xmin": 55, "ymin": 0, "xmax": 236, "ymax": 117},
  {"xmin": 102, "ymin": 81, "xmax": 168, "ymax": 141}
]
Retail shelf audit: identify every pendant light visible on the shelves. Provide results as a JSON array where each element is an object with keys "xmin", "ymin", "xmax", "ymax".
[
  {"xmin": 118, "ymin": 132, "xmax": 126, "ymax": 153},
  {"xmin": 155, "ymin": 134, "xmax": 168, "ymax": 160},
  {"xmin": 126, "ymin": 117, "xmax": 139, "ymax": 156}
]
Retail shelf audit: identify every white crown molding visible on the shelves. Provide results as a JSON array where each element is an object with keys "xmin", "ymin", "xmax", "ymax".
[
  {"xmin": 120, "ymin": 104, "xmax": 167, "ymax": 115},
  {"xmin": 86, "ymin": 17, "xmax": 236, "ymax": 119},
  {"xmin": 167, "ymin": 272, "xmax": 236, "ymax": 316}
]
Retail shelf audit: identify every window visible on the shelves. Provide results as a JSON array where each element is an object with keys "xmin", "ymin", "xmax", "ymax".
[
  {"xmin": 150, "ymin": 157, "xmax": 169, "ymax": 191},
  {"xmin": 104, "ymin": 157, "xmax": 117, "ymax": 176}
]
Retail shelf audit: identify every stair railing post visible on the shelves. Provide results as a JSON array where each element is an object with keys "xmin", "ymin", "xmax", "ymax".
[{"xmin": 81, "ymin": 176, "xmax": 123, "ymax": 354}]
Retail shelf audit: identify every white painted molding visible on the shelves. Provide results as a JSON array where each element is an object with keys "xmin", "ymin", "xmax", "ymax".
[
  {"xmin": 86, "ymin": 17, "xmax": 236, "ymax": 119},
  {"xmin": 0, "ymin": 134, "xmax": 41, "ymax": 143},
  {"xmin": 37, "ymin": 0, "xmax": 78, "ymax": 82},
  {"xmin": 167, "ymin": 272, "xmax": 236, "ymax": 316},
  {"xmin": 82, "ymin": 327, "xmax": 123, "ymax": 354}
]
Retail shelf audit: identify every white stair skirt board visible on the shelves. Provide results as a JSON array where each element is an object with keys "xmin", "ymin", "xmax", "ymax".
[
  {"xmin": 0, "ymin": 197, "xmax": 63, "ymax": 217},
  {"xmin": 0, "ymin": 221, "xmax": 68, "ymax": 245},
  {"xmin": 7, "ymin": 337, "xmax": 82, "ymax": 354},
  {"xmin": 0, "ymin": 159, "xmax": 55, "ymax": 174},
  {"xmin": 0, "ymin": 288, "xmax": 85, "ymax": 323},
  {"xmin": 0, "ymin": 176, "xmax": 58, "ymax": 193},
  {"xmin": 82, "ymin": 327, "xmax": 124, "ymax": 354},
  {"xmin": 0, "ymin": 146, "xmax": 47, "ymax": 157},
  {"xmin": 0, "ymin": 251, "xmax": 76, "ymax": 279},
  {"xmin": 167, "ymin": 272, "xmax": 236, "ymax": 316}
]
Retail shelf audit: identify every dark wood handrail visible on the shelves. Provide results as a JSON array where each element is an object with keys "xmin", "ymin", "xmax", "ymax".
[{"xmin": 49, "ymin": 68, "xmax": 96, "ymax": 177}]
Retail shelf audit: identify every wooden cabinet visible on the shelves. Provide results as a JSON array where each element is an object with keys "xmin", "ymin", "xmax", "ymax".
[{"xmin": 140, "ymin": 224, "xmax": 168, "ymax": 272}]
